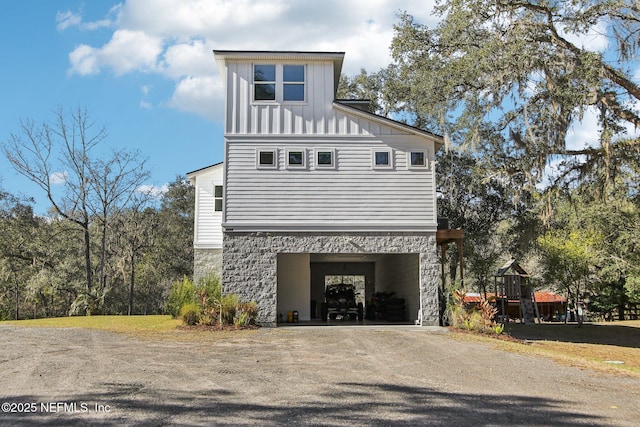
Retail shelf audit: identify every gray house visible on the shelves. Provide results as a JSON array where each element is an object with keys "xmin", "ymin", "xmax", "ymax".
[{"xmin": 188, "ymin": 50, "xmax": 444, "ymax": 326}]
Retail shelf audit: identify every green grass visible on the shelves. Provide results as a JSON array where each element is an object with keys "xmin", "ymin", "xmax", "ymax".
[{"xmin": 2, "ymin": 315, "xmax": 182, "ymax": 335}]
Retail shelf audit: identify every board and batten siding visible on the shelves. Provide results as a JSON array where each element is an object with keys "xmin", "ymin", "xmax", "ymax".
[
  {"xmin": 190, "ymin": 165, "xmax": 224, "ymax": 248},
  {"xmin": 224, "ymin": 61, "xmax": 399, "ymax": 136},
  {"xmin": 223, "ymin": 135, "xmax": 437, "ymax": 231}
]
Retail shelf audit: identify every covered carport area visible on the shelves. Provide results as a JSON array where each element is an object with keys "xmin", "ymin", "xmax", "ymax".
[{"xmin": 277, "ymin": 253, "xmax": 420, "ymax": 325}]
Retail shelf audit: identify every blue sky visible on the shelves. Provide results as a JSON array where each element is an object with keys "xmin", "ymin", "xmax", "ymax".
[{"xmin": 0, "ymin": 0, "xmax": 439, "ymax": 214}]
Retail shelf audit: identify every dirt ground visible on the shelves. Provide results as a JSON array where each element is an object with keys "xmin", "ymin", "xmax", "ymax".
[{"xmin": 0, "ymin": 324, "xmax": 639, "ymax": 426}]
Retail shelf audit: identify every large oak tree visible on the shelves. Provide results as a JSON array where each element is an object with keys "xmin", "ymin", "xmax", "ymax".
[{"xmin": 390, "ymin": 0, "xmax": 640, "ymax": 190}]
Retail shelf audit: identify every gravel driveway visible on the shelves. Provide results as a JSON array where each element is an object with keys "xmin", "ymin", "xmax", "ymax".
[{"xmin": 0, "ymin": 324, "xmax": 638, "ymax": 426}]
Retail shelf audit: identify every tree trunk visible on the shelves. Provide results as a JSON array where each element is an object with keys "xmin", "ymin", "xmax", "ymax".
[
  {"xmin": 575, "ymin": 284, "xmax": 583, "ymax": 328},
  {"xmin": 128, "ymin": 253, "xmax": 135, "ymax": 316},
  {"xmin": 14, "ymin": 282, "xmax": 19, "ymax": 320},
  {"xmin": 100, "ymin": 221, "xmax": 107, "ymax": 292},
  {"xmin": 83, "ymin": 224, "xmax": 92, "ymax": 293}
]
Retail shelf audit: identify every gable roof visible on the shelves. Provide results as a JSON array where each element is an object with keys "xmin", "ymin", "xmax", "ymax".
[
  {"xmin": 186, "ymin": 161, "xmax": 223, "ymax": 185},
  {"xmin": 333, "ymin": 101, "xmax": 444, "ymax": 151},
  {"xmin": 495, "ymin": 258, "xmax": 530, "ymax": 277}
]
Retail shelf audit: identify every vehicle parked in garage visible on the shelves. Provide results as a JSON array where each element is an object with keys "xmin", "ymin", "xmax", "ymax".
[{"xmin": 324, "ymin": 283, "xmax": 363, "ymax": 321}]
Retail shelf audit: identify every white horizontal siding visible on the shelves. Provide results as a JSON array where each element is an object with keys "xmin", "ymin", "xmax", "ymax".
[
  {"xmin": 192, "ymin": 167, "xmax": 223, "ymax": 248},
  {"xmin": 224, "ymin": 136, "xmax": 436, "ymax": 229}
]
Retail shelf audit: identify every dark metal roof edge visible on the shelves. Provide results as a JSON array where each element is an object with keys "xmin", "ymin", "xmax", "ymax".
[
  {"xmin": 333, "ymin": 101, "xmax": 444, "ymax": 144},
  {"xmin": 213, "ymin": 50, "xmax": 345, "ymax": 56},
  {"xmin": 186, "ymin": 161, "xmax": 224, "ymax": 176}
]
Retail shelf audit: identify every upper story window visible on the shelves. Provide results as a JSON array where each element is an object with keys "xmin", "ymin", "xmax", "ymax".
[
  {"xmin": 214, "ymin": 185, "xmax": 223, "ymax": 212},
  {"xmin": 286, "ymin": 148, "xmax": 307, "ymax": 169},
  {"xmin": 315, "ymin": 148, "xmax": 335, "ymax": 169},
  {"xmin": 408, "ymin": 151, "xmax": 428, "ymax": 170},
  {"xmin": 283, "ymin": 65, "xmax": 305, "ymax": 101},
  {"xmin": 254, "ymin": 65, "xmax": 276, "ymax": 101},
  {"xmin": 253, "ymin": 64, "xmax": 305, "ymax": 103},
  {"xmin": 372, "ymin": 149, "xmax": 393, "ymax": 170},
  {"xmin": 257, "ymin": 148, "xmax": 278, "ymax": 169}
]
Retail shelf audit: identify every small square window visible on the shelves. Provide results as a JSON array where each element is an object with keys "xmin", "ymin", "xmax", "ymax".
[
  {"xmin": 408, "ymin": 151, "xmax": 427, "ymax": 169},
  {"xmin": 372, "ymin": 149, "xmax": 393, "ymax": 169},
  {"xmin": 376, "ymin": 152, "xmax": 389, "ymax": 165},
  {"xmin": 257, "ymin": 149, "xmax": 277, "ymax": 169},
  {"xmin": 315, "ymin": 149, "xmax": 335, "ymax": 169},
  {"xmin": 260, "ymin": 151, "xmax": 274, "ymax": 165},
  {"xmin": 286, "ymin": 149, "xmax": 306, "ymax": 169}
]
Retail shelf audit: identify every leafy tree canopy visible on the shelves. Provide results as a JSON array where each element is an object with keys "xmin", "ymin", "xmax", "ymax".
[{"xmin": 390, "ymin": 0, "xmax": 640, "ymax": 190}]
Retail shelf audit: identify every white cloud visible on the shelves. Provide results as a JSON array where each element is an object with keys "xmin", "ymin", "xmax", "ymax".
[
  {"xmin": 68, "ymin": 29, "xmax": 163, "ymax": 76},
  {"xmin": 118, "ymin": 0, "xmax": 289, "ymax": 38},
  {"xmin": 137, "ymin": 184, "xmax": 169, "ymax": 198},
  {"xmin": 140, "ymin": 85, "xmax": 153, "ymax": 109},
  {"xmin": 56, "ymin": 5, "xmax": 121, "ymax": 31},
  {"xmin": 559, "ymin": 19, "xmax": 609, "ymax": 53},
  {"xmin": 168, "ymin": 76, "xmax": 224, "ymax": 121},
  {"xmin": 566, "ymin": 107, "xmax": 601, "ymax": 151},
  {"xmin": 68, "ymin": 44, "xmax": 100, "ymax": 75},
  {"xmin": 49, "ymin": 171, "xmax": 68, "ymax": 185},
  {"xmin": 56, "ymin": 10, "xmax": 82, "ymax": 31},
  {"xmin": 109, "ymin": 30, "xmax": 162, "ymax": 76},
  {"xmin": 161, "ymin": 39, "xmax": 213, "ymax": 79}
]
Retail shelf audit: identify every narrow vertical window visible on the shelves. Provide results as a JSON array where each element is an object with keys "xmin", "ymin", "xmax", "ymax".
[
  {"xmin": 214, "ymin": 185, "xmax": 223, "ymax": 212},
  {"xmin": 283, "ymin": 65, "xmax": 305, "ymax": 101},
  {"xmin": 254, "ymin": 64, "xmax": 276, "ymax": 101}
]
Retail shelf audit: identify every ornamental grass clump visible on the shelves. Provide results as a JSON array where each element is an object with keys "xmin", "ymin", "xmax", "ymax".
[{"xmin": 451, "ymin": 289, "xmax": 503, "ymax": 335}]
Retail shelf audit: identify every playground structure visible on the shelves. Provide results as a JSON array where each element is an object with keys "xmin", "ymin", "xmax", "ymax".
[{"xmin": 494, "ymin": 259, "xmax": 539, "ymax": 324}]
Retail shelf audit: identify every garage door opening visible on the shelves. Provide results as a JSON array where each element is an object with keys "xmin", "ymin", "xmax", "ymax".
[{"xmin": 277, "ymin": 253, "xmax": 420, "ymax": 325}]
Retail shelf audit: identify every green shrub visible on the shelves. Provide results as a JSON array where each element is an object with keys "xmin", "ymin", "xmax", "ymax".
[
  {"xmin": 194, "ymin": 274, "xmax": 223, "ymax": 325},
  {"xmin": 170, "ymin": 273, "xmax": 259, "ymax": 327},
  {"xmin": 198, "ymin": 274, "xmax": 222, "ymax": 302},
  {"xmin": 180, "ymin": 303, "xmax": 199, "ymax": 326},
  {"xmin": 166, "ymin": 276, "xmax": 195, "ymax": 318},
  {"xmin": 220, "ymin": 293, "xmax": 239, "ymax": 325}
]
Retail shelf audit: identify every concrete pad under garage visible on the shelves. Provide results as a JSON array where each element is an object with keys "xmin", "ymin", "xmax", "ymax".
[{"xmin": 277, "ymin": 253, "xmax": 420, "ymax": 325}]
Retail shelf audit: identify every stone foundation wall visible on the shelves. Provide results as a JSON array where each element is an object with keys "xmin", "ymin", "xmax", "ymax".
[
  {"xmin": 222, "ymin": 232, "xmax": 439, "ymax": 326},
  {"xmin": 193, "ymin": 248, "xmax": 223, "ymax": 284}
]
